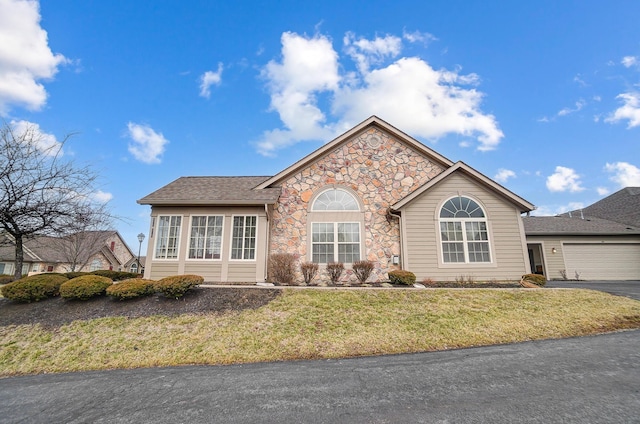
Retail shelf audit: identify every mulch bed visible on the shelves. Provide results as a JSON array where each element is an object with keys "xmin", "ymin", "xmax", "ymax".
[{"xmin": 0, "ymin": 287, "xmax": 281, "ymax": 329}]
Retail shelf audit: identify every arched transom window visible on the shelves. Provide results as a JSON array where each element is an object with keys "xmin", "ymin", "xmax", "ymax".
[
  {"xmin": 439, "ymin": 196, "xmax": 491, "ymax": 263},
  {"xmin": 312, "ymin": 189, "xmax": 359, "ymax": 211},
  {"xmin": 310, "ymin": 188, "xmax": 361, "ymax": 263}
]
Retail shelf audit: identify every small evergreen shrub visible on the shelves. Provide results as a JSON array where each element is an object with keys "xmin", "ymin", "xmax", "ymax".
[
  {"xmin": 154, "ymin": 274, "xmax": 204, "ymax": 299},
  {"xmin": 326, "ymin": 262, "xmax": 344, "ymax": 285},
  {"xmin": 60, "ymin": 275, "xmax": 113, "ymax": 300},
  {"xmin": 352, "ymin": 260, "xmax": 374, "ymax": 284},
  {"xmin": 92, "ymin": 270, "xmax": 139, "ymax": 281},
  {"xmin": 388, "ymin": 270, "xmax": 416, "ymax": 286},
  {"xmin": 0, "ymin": 274, "xmax": 69, "ymax": 302},
  {"xmin": 106, "ymin": 279, "xmax": 155, "ymax": 300},
  {"xmin": 301, "ymin": 262, "xmax": 319, "ymax": 285},
  {"xmin": 268, "ymin": 253, "xmax": 297, "ymax": 286},
  {"xmin": 65, "ymin": 272, "xmax": 90, "ymax": 279},
  {"xmin": 0, "ymin": 274, "xmax": 14, "ymax": 285},
  {"xmin": 522, "ymin": 273, "xmax": 546, "ymax": 287}
]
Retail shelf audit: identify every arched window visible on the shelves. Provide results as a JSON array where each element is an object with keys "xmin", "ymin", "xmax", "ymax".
[
  {"xmin": 312, "ymin": 188, "xmax": 359, "ymax": 211},
  {"xmin": 439, "ymin": 196, "xmax": 491, "ymax": 263},
  {"xmin": 89, "ymin": 259, "xmax": 102, "ymax": 271},
  {"xmin": 130, "ymin": 263, "xmax": 138, "ymax": 273},
  {"xmin": 310, "ymin": 188, "xmax": 361, "ymax": 263}
]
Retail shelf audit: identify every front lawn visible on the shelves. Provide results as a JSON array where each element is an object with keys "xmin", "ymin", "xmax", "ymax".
[{"xmin": 1, "ymin": 288, "xmax": 639, "ymax": 376}]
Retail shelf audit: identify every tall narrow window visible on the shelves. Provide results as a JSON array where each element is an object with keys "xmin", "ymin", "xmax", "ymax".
[
  {"xmin": 189, "ymin": 216, "xmax": 223, "ymax": 259},
  {"xmin": 439, "ymin": 196, "xmax": 491, "ymax": 263},
  {"xmin": 231, "ymin": 216, "xmax": 257, "ymax": 260},
  {"xmin": 154, "ymin": 215, "xmax": 182, "ymax": 259}
]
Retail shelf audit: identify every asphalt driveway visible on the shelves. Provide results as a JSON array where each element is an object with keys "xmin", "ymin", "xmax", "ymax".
[
  {"xmin": 546, "ymin": 280, "xmax": 640, "ymax": 300},
  {"xmin": 1, "ymin": 330, "xmax": 639, "ymax": 423}
]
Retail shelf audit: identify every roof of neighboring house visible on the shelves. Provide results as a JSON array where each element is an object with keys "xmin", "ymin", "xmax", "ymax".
[
  {"xmin": 137, "ymin": 176, "xmax": 282, "ymax": 206},
  {"xmin": 561, "ymin": 187, "xmax": 640, "ymax": 228},
  {"xmin": 523, "ymin": 215, "xmax": 640, "ymax": 235},
  {"xmin": 125, "ymin": 256, "xmax": 146, "ymax": 267}
]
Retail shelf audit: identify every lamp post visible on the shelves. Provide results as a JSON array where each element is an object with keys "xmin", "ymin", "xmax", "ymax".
[{"xmin": 137, "ymin": 233, "xmax": 145, "ymax": 275}]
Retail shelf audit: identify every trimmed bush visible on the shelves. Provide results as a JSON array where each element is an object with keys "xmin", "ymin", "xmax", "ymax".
[
  {"xmin": 326, "ymin": 262, "xmax": 344, "ymax": 285},
  {"xmin": 154, "ymin": 274, "xmax": 204, "ymax": 299},
  {"xmin": 301, "ymin": 262, "xmax": 319, "ymax": 285},
  {"xmin": 0, "ymin": 273, "xmax": 69, "ymax": 302},
  {"xmin": 0, "ymin": 274, "xmax": 15, "ymax": 285},
  {"xmin": 65, "ymin": 271, "xmax": 90, "ymax": 279},
  {"xmin": 352, "ymin": 260, "xmax": 374, "ymax": 284},
  {"xmin": 268, "ymin": 253, "xmax": 297, "ymax": 286},
  {"xmin": 522, "ymin": 273, "xmax": 546, "ymax": 287},
  {"xmin": 60, "ymin": 275, "xmax": 113, "ymax": 300},
  {"xmin": 388, "ymin": 270, "xmax": 416, "ymax": 286},
  {"xmin": 92, "ymin": 270, "xmax": 139, "ymax": 281},
  {"xmin": 106, "ymin": 279, "xmax": 155, "ymax": 300}
]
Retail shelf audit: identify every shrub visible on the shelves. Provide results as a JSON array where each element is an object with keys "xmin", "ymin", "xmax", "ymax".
[
  {"xmin": 352, "ymin": 260, "xmax": 374, "ymax": 284},
  {"xmin": 300, "ymin": 262, "xmax": 319, "ymax": 285},
  {"xmin": 388, "ymin": 270, "xmax": 416, "ymax": 286},
  {"xmin": 521, "ymin": 273, "xmax": 546, "ymax": 286},
  {"xmin": 326, "ymin": 262, "xmax": 344, "ymax": 285},
  {"xmin": 0, "ymin": 273, "xmax": 69, "ymax": 302},
  {"xmin": 154, "ymin": 274, "xmax": 204, "ymax": 299},
  {"xmin": 0, "ymin": 274, "xmax": 14, "ymax": 285},
  {"xmin": 106, "ymin": 279, "xmax": 155, "ymax": 300},
  {"xmin": 60, "ymin": 275, "xmax": 113, "ymax": 300},
  {"xmin": 65, "ymin": 272, "xmax": 90, "ymax": 279},
  {"xmin": 92, "ymin": 270, "xmax": 139, "ymax": 281},
  {"xmin": 268, "ymin": 253, "xmax": 297, "ymax": 285}
]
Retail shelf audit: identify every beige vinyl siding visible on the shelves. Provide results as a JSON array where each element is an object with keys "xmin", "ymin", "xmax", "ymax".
[
  {"xmin": 144, "ymin": 206, "xmax": 268, "ymax": 282},
  {"xmin": 401, "ymin": 173, "xmax": 529, "ymax": 281}
]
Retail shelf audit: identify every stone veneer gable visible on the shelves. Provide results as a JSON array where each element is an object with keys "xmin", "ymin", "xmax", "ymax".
[{"xmin": 269, "ymin": 127, "xmax": 445, "ymax": 282}]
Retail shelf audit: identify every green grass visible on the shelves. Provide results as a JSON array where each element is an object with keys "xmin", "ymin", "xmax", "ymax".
[{"xmin": 1, "ymin": 288, "xmax": 639, "ymax": 376}]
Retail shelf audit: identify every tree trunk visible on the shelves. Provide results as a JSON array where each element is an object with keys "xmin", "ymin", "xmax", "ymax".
[{"xmin": 14, "ymin": 234, "xmax": 24, "ymax": 280}]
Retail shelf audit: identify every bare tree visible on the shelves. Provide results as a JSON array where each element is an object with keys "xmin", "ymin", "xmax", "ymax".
[{"xmin": 0, "ymin": 122, "xmax": 114, "ymax": 279}]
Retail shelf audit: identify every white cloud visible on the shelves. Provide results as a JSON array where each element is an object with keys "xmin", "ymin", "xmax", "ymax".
[
  {"xmin": 557, "ymin": 99, "xmax": 586, "ymax": 116},
  {"xmin": 546, "ymin": 166, "xmax": 584, "ymax": 193},
  {"xmin": 402, "ymin": 30, "xmax": 437, "ymax": 45},
  {"xmin": 494, "ymin": 168, "xmax": 516, "ymax": 183},
  {"xmin": 0, "ymin": 0, "xmax": 68, "ymax": 115},
  {"xmin": 10, "ymin": 119, "xmax": 62, "ymax": 156},
  {"xmin": 530, "ymin": 202, "xmax": 585, "ymax": 217},
  {"xmin": 606, "ymin": 92, "xmax": 640, "ymax": 128},
  {"xmin": 256, "ymin": 31, "xmax": 504, "ymax": 156},
  {"xmin": 605, "ymin": 162, "xmax": 640, "ymax": 187},
  {"xmin": 199, "ymin": 62, "xmax": 223, "ymax": 98},
  {"xmin": 621, "ymin": 56, "xmax": 638, "ymax": 68},
  {"xmin": 596, "ymin": 186, "xmax": 610, "ymax": 196},
  {"xmin": 92, "ymin": 190, "xmax": 113, "ymax": 203},
  {"xmin": 126, "ymin": 122, "xmax": 169, "ymax": 164}
]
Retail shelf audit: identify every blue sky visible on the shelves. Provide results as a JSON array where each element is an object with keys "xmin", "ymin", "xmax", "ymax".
[{"xmin": 2, "ymin": 0, "xmax": 640, "ymax": 254}]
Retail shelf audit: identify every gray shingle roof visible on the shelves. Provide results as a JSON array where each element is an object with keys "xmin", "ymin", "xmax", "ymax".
[
  {"xmin": 561, "ymin": 187, "xmax": 640, "ymax": 228},
  {"xmin": 523, "ymin": 216, "xmax": 640, "ymax": 235},
  {"xmin": 137, "ymin": 176, "xmax": 282, "ymax": 206}
]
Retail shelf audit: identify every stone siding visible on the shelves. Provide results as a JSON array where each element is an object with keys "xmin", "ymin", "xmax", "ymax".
[{"xmin": 269, "ymin": 128, "xmax": 444, "ymax": 283}]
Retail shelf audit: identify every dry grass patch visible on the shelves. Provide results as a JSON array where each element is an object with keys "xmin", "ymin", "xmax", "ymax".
[{"xmin": 1, "ymin": 289, "xmax": 639, "ymax": 376}]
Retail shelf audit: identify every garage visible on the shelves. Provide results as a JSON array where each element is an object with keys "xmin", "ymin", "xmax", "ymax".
[{"xmin": 563, "ymin": 243, "xmax": 640, "ymax": 280}]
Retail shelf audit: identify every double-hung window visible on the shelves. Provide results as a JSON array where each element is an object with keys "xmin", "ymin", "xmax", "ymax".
[
  {"xmin": 231, "ymin": 216, "xmax": 257, "ymax": 260},
  {"xmin": 155, "ymin": 215, "xmax": 182, "ymax": 259},
  {"xmin": 189, "ymin": 216, "xmax": 223, "ymax": 259},
  {"xmin": 439, "ymin": 196, "xmax": 491, "ymax": 263},
  {"xmin": 310, "ymin": 188, "xmax": 362, "ymax": 264}
]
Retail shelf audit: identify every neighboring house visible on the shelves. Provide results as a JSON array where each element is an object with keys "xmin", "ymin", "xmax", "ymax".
[
  {"xmin": 139, "ymin": 116, "xmax": 535, "ymax": 284},
  {"xmin": 524, "ymin": 187, "xmax": 640, "ymax": 281},
  {"xmin": 0, "ymin": 231, "xmax": 136, "ymax": 276},
  {"xmin": 125, "ymin": 256, "xmax": 146, "ymax": 275}
]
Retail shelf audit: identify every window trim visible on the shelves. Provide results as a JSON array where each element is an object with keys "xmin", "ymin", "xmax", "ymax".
[
  {"xmin": 230, "ymin": 215, "xmax": 258, "ymax": 261},
  {"xmin": 438, "ymin": 196, "xmax": 493, "ymax": 265},
  {"xmin": 311, "ymin": 221, "xmax": 362, "ymax": 264},
  {"xmin": 186, "ymin": 215, "xmax": 225, "ymax": 261},
  {"xmin": 153, "ymin": 215, "xmax": 183, "ymax": 260}
]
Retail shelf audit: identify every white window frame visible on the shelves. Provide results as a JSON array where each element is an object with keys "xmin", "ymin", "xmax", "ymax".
[
  {"xmin": 438, "ymin": 196, "xmax": 492, "ymax": 264},
  {"xmin": 230, "ymin": 215, "xmax": 257, "ymax": 261},
  {"xmin": 154, "ymin": 215, "xmax": 182, "ymax": 260},
  {"xmin": 187, "ymin": 215, "xmax": 224, "ymax": 260},
  {"xmin": 311, "ymin": 222, "xmax": 361, "ymax": 264}
]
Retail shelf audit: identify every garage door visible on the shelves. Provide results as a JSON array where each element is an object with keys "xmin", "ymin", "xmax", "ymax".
[{"xmin": 563, "ymin": 243, "xmax": 640, "ymax": 280}]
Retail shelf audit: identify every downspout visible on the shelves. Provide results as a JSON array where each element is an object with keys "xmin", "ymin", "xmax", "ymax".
[{"xmin": 387, "ymin": 208, "xmax": 404, "ymax": 269}]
